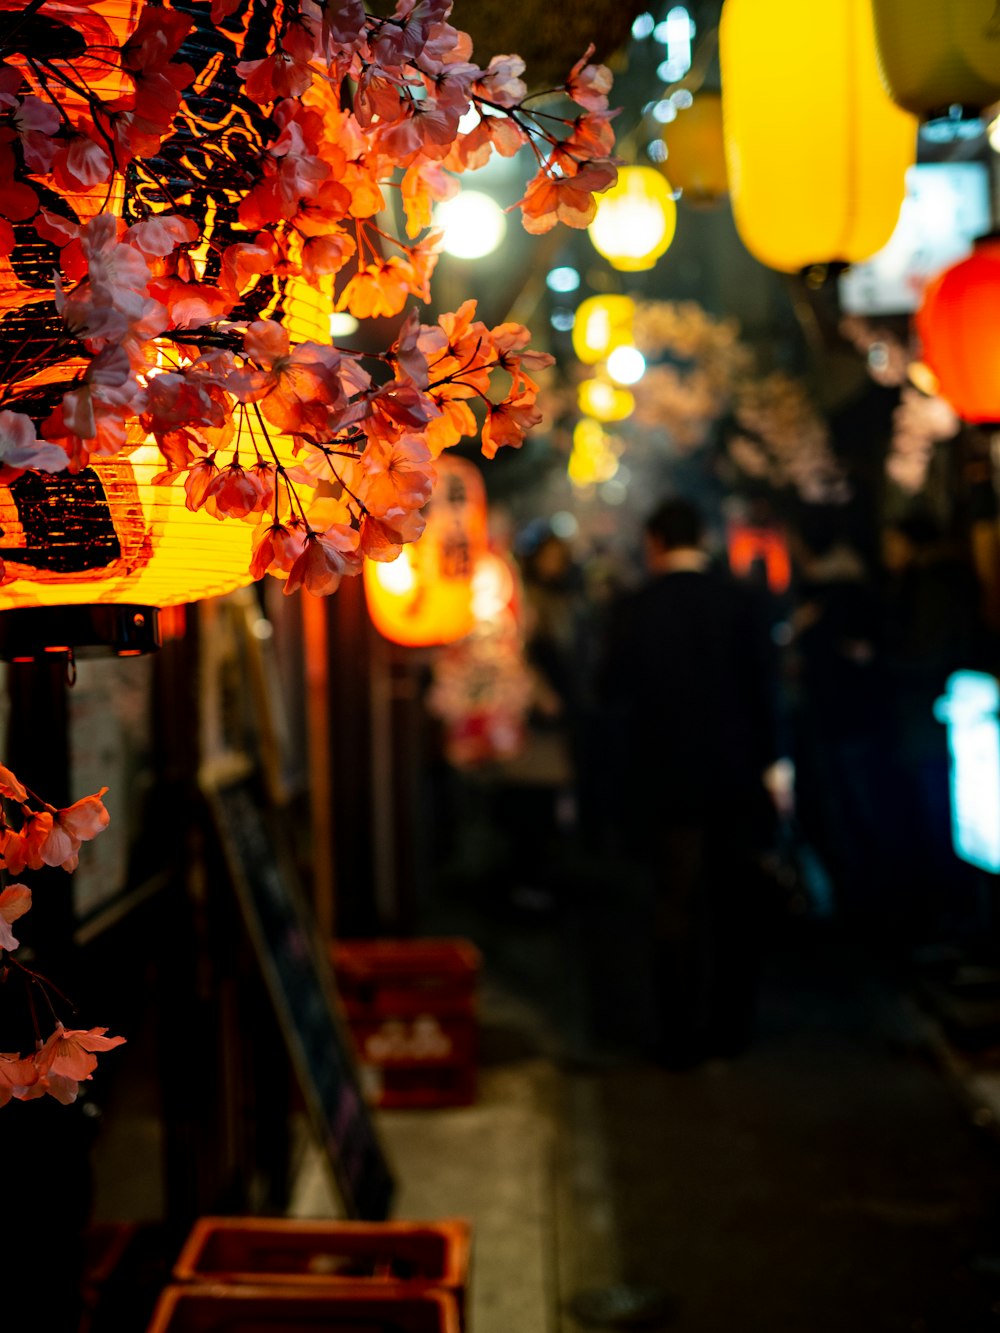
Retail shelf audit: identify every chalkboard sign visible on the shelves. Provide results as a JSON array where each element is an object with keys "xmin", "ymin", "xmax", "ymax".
[{"xmin": 204, "ymin": 772, "xmax": 394, "ymax": 1221}]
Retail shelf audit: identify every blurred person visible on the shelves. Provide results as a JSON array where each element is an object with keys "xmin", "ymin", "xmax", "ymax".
[
  {"xmin": 603, "ymin": 497, "xmax": 786, "ymax": 1067},
  {"xmin": 493, "ymin": 530, "xmax": 587, "ymax": 911}
]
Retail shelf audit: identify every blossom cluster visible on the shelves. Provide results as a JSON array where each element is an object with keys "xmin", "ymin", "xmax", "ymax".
[
  {"xmin": 0, "ymin": 0, "xmax": 617, "ymax": 594},
  {"xmin": 0, "ymin": 765, "xmax": 123, "ymax": 1106}
]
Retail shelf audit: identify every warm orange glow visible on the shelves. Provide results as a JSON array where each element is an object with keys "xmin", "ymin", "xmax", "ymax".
[
  {"xmin": 0, "ymin": 1, "xmax": 329, "ymax": 618},
  {"xmin": 728, "ymin": 525, "xmax": 792, "ymax": 594},
  {"xmin": 0, "ymin": 278, "xmax": 329, "ymax": 613},
  {"xmin": 363, "ymin": 456, "xmax": 488, "ymax": 647},
  {"xmin": 916, "ymin": 237, "xmax": 1000, "ymax": 425},
  {"xmin": 661, "ymin": 93, "xmax": 728, "ymax": 207},
  {"xmin": 721, "ymin": 0, "xmax": 917, "ymax": 273}
]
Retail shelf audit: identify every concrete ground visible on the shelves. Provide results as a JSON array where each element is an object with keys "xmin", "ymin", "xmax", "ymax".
[{"xmin": 288, "ymin": 906, "xmax": 1000, "ymax": 1333}]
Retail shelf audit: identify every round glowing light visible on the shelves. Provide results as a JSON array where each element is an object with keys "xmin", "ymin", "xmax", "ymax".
[
  {"xmin": 551, "ymin": 308, "xmax": 576, "ymax": 332},
  {"xmin": 606, "ymin": 345, "xmax": 646, "ymax": 385},
  {"xmin": 588, "ymin": 166, "xmax": 677, "ymax": 272},
  {"xmin": 373, "ymin": 550, "xmax": 417, "ymax": 596},
  {"xmin": 578, "ymin": 378, "xmax": 635, "ymax": 422},
  {"xmin": 434, "ymin": 190, "xmax": 507, "ymax": 259},
  {"xmin": 551, "ymin": 511, "xmax": 579, "ymax": 539},
  {"xmin": 546, "ymin": 265, "xmax": 581, "ymax": 293},
  {"xmin": 571, "ymin": 294, "xmax": 636, "ymax": 364},
  {"xmin": 471, "ymin": 553, "xmax": 515, "ymax": 623},
  {"xmin": 329, "ymin": 312, "xmax": 359, "ymax": 336}
]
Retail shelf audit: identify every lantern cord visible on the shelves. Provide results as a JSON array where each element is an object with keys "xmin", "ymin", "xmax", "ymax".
[{"xmin": 64, "ymin": 648, "xmax": 76, "ymax": 689}]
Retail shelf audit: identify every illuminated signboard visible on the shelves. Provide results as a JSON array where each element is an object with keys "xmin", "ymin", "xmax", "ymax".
[
  {"xmin": 933, "ymin": 670, "xmax": 1000, "ymax": 875},
  {"xmin": 839, "ymin": 162, "xmax": 991, "ymax": 316}
]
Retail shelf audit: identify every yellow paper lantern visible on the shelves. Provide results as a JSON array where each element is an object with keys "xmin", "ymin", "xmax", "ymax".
[
  {"xmin": 571, "ymin": 295, "xmax": 636, "ymax": 366},
  {"xmin": 0, "ymin": 3, "xmax": 329, "ymax": 657},
  {"xmin": 577, "ymin": 379, "xmax": 635, "ymax": 423},
  {"xmin": 364, "ymin": 456, "xmax": 488, "ymax": 648},
  {"xmin": 720, "ymin": 0, "xmax": 918, "ymax": 273},
  {"xmin": 661, "ymin": 93, "xmax": 728, "ymax": 207},
  {"xmin": 568, "ymin": 418, "xmax": 620, "ymax": 488},
  {"xmin": 872, "ymin": 0, "xmax": 1000, "ymax": 117},
  {"xmin": 588, "ymin": 167, "xmax": 677, "ymax": 273}
]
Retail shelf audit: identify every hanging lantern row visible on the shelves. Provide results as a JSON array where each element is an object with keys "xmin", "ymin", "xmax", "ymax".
[{"xmin": 720, "ymin": 0, "xmax": 917, "ymax": 274}]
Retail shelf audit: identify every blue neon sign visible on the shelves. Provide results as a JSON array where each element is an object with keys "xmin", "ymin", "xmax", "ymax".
[{"xmin": 934, "ymin": 670, "xmax": 1000, "ymax": 875}]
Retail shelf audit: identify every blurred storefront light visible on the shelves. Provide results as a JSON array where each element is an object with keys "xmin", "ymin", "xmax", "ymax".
[
  {"xmin": 934, "ymin": 671, "xmax": 1000, "ymax": 874},
  {"xmin": 720, "ymin": 0, "xmax": 917, "ymax": 273},
  {"xmin": 588, "ymin": 166, "xmax": 677, "ymax": 272}
]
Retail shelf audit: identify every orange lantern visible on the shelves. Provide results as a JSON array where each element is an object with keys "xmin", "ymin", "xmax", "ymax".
[
  {"xmin": 0, "ymin": 2, "xmax": 328, "ymax": 659},
  {"xmin": 727, "ymin": 524, "xmax": 791, "ymax": 595},
  {"xmin": 916, "ymin": 237, "xmax": 1000, "ymax": 425},
  {"xmin": 661, "ymin": 92, "xmax": 728, "ymax": 207},
  {"xmin": 364, "ymin": 456, "xmax": 488, "ymax": 647}
]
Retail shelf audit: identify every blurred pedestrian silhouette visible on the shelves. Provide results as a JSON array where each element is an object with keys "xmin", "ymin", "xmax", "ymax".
[{"xmin": 604, "ymin": 498, "xmax": 785, "ymax": 1067}]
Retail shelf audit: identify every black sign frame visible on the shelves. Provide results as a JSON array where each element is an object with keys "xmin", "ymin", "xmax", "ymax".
[{"xmin": 204, "ymin": 771, "xmax": 394, "ymax": 1221}]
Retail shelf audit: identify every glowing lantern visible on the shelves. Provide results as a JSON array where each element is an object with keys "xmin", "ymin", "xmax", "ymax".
[
  {"xmin": 915, "ymin": 237, "xmax": 1000, "ymax": 425},
  {"xmin": 661, "ymin": 92, "xmax": 728, "ymax": 207},
  {"xmin": 727, "ymin": 525, "xmax": 791, "ymax": 595},
  {"xmin": 571, "ymin": 295, "xmax": 636, "ymax": 366},
  {"xmin": 568, "ymin": 418, "xmax": 620, "ymax": 488},
  {"xmin": 720, "ymin": 0, "xmax": 917, "ymax": 273},
  {"xmin": 0, "ymin": 2, "xmax": 329, "ymax": 659},
  {"xmin": 364, "ymin": 456, "xmax": 488, "ymax": 647},
  {"xmin": 471, "ymin": 551, "xmax": 520, "ymax": 629},
  {"xmin": 871, "ymin": 0, "xmax": 1000, "ymax": 117},
  {"xmin": 577, "ymin": 379, "xmax": 635, "ymax": 423},
  {"xmin": 587, "ymin": 167, "xmax": 677, "ymax": 272}
]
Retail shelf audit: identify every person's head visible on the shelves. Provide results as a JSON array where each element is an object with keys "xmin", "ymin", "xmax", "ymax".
[{"xmin": 644, "ymin": 497, "xmax": 705, "ymax": 558}]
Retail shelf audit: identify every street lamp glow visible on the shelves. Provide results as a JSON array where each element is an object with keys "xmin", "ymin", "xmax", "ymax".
[
  {"xmin": 607, "ymin": 345, "xmax": 646, "ymax": 385},
  {"xmin": 435, "ymin": 190, "xmax": 507, "ymax": 259}
]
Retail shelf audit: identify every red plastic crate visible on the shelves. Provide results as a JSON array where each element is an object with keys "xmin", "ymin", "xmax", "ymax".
[
  {"xmin": 332, "ymin": 940, "xmax": 481, "ymax": 1109},
  {"xmin": 171, "ymin": 1218, "xmax": 470, "ymax": 1326},
  {"xmin": 147, "ymin": 1285, "xmax": 460, "ymax": 1333}
]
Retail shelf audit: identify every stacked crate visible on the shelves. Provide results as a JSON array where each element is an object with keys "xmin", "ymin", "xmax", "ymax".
[{"xmin": 332, "ymin": 939, "xmax": 482, "ymax": 1108}]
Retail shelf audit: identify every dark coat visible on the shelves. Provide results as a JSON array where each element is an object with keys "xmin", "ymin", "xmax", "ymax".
[{"xmin": 604, "ymin": 567, "xmax": 778, "ymax": 821}]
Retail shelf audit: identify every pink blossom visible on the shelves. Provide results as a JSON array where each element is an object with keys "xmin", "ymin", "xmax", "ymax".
[{"xmin": 0, "ymin": 884, "xmax": 30, "ymax": 952}]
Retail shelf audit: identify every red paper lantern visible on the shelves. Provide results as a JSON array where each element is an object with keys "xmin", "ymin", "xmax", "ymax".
[{"xmin": 916, "ymin": 237, "xmax": 1000, "ymax": 425}]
